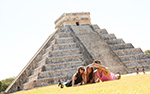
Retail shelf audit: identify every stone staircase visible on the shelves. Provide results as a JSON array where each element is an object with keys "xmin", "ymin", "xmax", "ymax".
[
  {"xmin": 92, "ymin": 24, "xmax": 150, "ymax": 72},
  {"xmin": 6, "ymin": 12, "xmax": 150, "ymax": 94},
  {"xmin": 23, "ymin": 27, "xmax": 85, "ymax": 89},
  {"xmin": 23, "ymin": 24, "xmax": 150, "ymax": 90}
]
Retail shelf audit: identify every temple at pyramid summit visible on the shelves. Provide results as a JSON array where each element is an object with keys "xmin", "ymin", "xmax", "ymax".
[{"xmin": 5, "ymin": 12, "xmax": 150, "ymax": 93}]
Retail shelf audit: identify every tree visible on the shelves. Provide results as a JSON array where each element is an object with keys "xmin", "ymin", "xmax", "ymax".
[
  {"xmin": 144, "ymin": 50, "xmax": 150, "ymax": 53},
  {"xmin": 1, "ymin": 83, "xmax": 7, "ymax": 92},
  {"xmin": 0, "ymin": 77, "xmax": 15, "ymax": 92},
  {"xmin": 0, "ymin": 81, "xmax": 1, "ymax": 92}
]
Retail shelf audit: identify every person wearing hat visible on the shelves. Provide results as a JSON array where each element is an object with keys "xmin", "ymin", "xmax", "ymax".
[{"xmin": 92, "ymin": 60, "xmax": 121, "ymax": 82}]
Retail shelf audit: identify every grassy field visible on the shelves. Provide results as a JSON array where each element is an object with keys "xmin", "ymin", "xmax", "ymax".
[{"xmin": 12, "ymin": 73, "xmax": 150, "ymax": 94}]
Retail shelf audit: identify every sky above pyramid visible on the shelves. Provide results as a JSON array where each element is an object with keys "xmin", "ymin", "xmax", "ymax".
[{"xmin": 0, "ymin": 0, "xmax": 150, "ymax": 81}]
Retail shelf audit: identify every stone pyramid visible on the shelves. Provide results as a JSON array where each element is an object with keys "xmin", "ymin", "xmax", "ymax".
[{"xmin": 5, "ymin": 12, "xmax": 150, "ymax": 93}]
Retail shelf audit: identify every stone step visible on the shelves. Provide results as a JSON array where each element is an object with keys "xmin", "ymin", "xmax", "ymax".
[
  {"xmin": 55, "ymin": 37, "xmax": 74, "ymax": 44},
  {"xmin": 127, "ymin": 66, "xmax": 150, "ymax": 73},
  {"xmin": 59, "ymin": 28, "xmax": 70, "ymax": 33},
  {"xmin": 38, "ymin": 68, "xmax": 77, "ymax": 79},
  {"xmin": 123, "ymin": 58, "xmax": 150, "ymax": 72},
  {"xmin": 120, "ymin": 53, "xmax": 150, "ymax": 62},
  {"xmin": 23, "ymin": 81, "xmax": 35, "ymax": 90},
  {"xmin": 49, "ymin": 48, "xmax": 81, "ymax": 57},
  {"xmin": 114, "ymin": 48, "xmax": 143, "ymax": 56},
  {"xmin": 46, "ymin": 45, "xmax": 53, "ymax": 52},
  {"xmin": 126, "ymin": 63, "xmax": 150, "ymax": 69},
  {"xmin": 58, "ymin": 32, "xmax": 72, "ymax": 38},
  {"xmin": 110, "ymin": 43, "xmax": 134, "ymax": 50},
  {"xmin": 92, "ymin": 24, "xmax": 100, "ymax": 30},
  {"xmin": 38, "ymin": 59, "xmax": 46, "ymax": 67},
  {"xmin": 124, "ymin": 59, "xmax": 150, "ymax": 64},
  {"xmin": 124, "ymin": 59, "xmax": 150, "ymax": 68},
  {"xmin": 31, "ymin": 66, "xmax": 43, "ymax": 76},
  {"xmin": 26, "ymin": 61, "xmax": 84, "ymax": 85},
  {"xmin": 46, "ymin": 54, "xmax": 83, "ymax": 64},
  {"xmin": 96, "ymin": 29, "xmax": 108, "ymax": 35},
  {"xmin": 125, "ymin": 62, "xmax": 140, "ymax": 69},
  {"xmin": 44, "ymin": 40, "xmax": 56, "ymax": 53},
  {"xmin": 101, "ymin": 34, "xmax": 116, "ymax": 40},
  {"xmin": 47, "ymin": 59, "xmax": 83, "ymax": 65},
  {"xmin": 52, "ymin": 43, "xmax": 77, "ymax": 50},
  {"xmin": 36, "ymin": 74, "xmax": 73, "ymax": 87},
  {"xmin": 45, "ymin": 61, "xmax": 84, "ymax": 71},
  {"xmin": 123, "ymin": 59, "xmax": 150, "ymax": 72},
  {"xmin": 28, "ymin": 74, "xmax": 38, "ymax": 83},
  {"xmin": 26, "ymin": 66, "xmax": 43, "ymax": 83},
  {"xmin": 105, "ymin": 39, "xmax": 125, "ymax": 45},
  {"xmin": 42, "ymin": 51, "xmax": 49, "ymax": 59}
]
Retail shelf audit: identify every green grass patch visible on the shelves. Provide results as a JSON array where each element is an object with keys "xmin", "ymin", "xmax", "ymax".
[{"xmin": 12, "ymin": 73, "xmax": 150, "ymax": 94}]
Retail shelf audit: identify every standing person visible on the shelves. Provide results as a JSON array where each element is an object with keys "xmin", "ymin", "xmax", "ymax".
[
  {"xmin": 142, "ymin": 66, "xmax": 145, "ymax": 74},
  {"xmin": 92, "ymin": 60, "xmax": 121, "ymax": 82},
  {"xmin": 84, "ymin": 65, "xmax": 95, "ymax": 84},
  {"xmin": 136, "ymin": 67, "xmax": 139, "ymax": 75},
  {"xmin": 58, "ymin": 66, "xmax": 85, "ymax": 88}
]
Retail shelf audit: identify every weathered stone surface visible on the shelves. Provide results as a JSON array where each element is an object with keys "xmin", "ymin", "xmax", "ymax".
[
  {"xmin": 55, "ymin": 37, "xmax": 74, "ymax": 44},
  {"xmin": 105, "ymin": 39, "xmax": 125, "ymax": 45},
  {"xmin": 39, "ymin": 68, "xmax": 77, "ymax": 78},
  {"xmin": 45, "ymin": 61, "xmax": 84, "ymax": 71},
  {"xmin": 110, "ymin": 43, "xmax": 134, "ymax": 50},
  {"xmin": 49, "ymin": 48, "xmax": 81, "ymax": 57},
  {"xmin": 101, "ymin": 34, "xmax": 117, "ymax": 40},
  {"xmin": 6, "ymin": 12, "xmax": 150, "ymax": 93},
  {"xmin": 114, "ymin": 48, "xmax": 143, "ymax": 56},
  {"xmin": 120, "ymin": 53, "xmax": 150, "ymax": 61},
  {"xmin": 96, "ymin": 29, "xmax": 108, "ymax": 35},
  {"xmin": 70, "ymin": 25, "xmax": 128, "ymax": 74},
  {"xmin": 36, "ymin": 75, "xmax": 73, "ymax": 87}
]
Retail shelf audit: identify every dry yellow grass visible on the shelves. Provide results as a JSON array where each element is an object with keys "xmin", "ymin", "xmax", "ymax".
[{"xmin": 12, "ymin": 73, "xmax": 150, "ymax": 94}]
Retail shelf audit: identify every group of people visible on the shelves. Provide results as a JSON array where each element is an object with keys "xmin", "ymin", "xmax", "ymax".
[
  {"xmin": 136, "ymin": 66, "xmax": 145, "ymax": 74},
  {"xmin": 58, "ymin": 60, "xmax": 121, "ymax": 88}
]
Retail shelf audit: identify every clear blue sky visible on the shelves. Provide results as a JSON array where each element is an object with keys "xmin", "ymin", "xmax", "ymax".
[{"xmin": 0, "ymin": 0, "xmax": 150, "ymax": 80}]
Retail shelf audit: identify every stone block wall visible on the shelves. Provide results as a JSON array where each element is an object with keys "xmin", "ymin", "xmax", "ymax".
[
  {"xmin": 70, "ymin": 25, "xmax": 128, "ymax": 74},
  {"xmin": 5, "ymin": 30, "xmax": 58, "ymax": 93}
]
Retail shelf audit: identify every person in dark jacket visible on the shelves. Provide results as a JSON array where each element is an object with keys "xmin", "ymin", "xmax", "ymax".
[{"xmin": 58, "ymin": 66, "xmax": 85, "ymax": 88}]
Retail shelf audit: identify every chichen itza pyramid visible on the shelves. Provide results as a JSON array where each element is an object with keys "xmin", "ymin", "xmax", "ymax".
[{"xmin": 5, "ymin": 12, "xmax": 150, "ymax": 93}]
